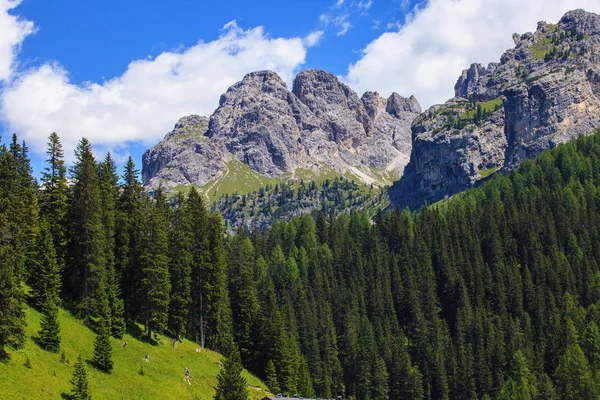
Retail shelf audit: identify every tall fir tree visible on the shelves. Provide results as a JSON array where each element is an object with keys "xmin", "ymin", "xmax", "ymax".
[
  {"xmin": 138, "ymin": 190, "xmax": 171, "ymax": 339},
  {"xmin": 66, "ymin": 138, "xmax": 106, "ymax": 317},
  {"xmin": 33, "ymin": 220, "xmax": 61, "ymax": 352},
  {"xmin": 115, "ymin": 156, "xmax": 144, "ymax": 321},
  {"xmin": 40, "ymin": 132, "xmax": 68, "ymax": 270},
  {"xmin": 168, "ymin": 192, "xmax": 192, "ymax": 340},
  {"xmin": 91, "ymin": 302, "xmax": 114, "ymax": 373},
  {"xmin": 70, "ymin": 354, "xmax": 92, "ymax": 400},
  {"xmin": 214, "ymin": 345, "xmax": 249, "ymax": 400},
  {"xmin": 98, "ymin": 153, "xmax": 125, "ymax": 338}
]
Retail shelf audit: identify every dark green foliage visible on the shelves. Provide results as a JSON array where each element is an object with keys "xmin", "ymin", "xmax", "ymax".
[
  {"xmin": 0, "ymin": 135, "xmax": 37, "ymax": 359},
  {"xmin": 214, "ymin": 346, "xmax": 249, "ymax": 400},
  {"xmin": 91, "ymin": 314, "xmax": 113, "ymax": 373},
  {"xmin": 98, "ymin": 153, "xmax": 126, "ymax": 339},
  {"xmin": 66, "ymin": 138, "xmax": 106, "ymax": 317},
  {"xmin": 138, "ymin": 191, "xmax": 171, "ymax": 339},
  {"xmin": 30, "ymin": 220, "xmax": 61, "ymax": 309},
  {"xmin": 40, "ymin": 132, "xmax": 68, "ymax": 270},
  {"xmin": 35, "ymin": 222, "xmax": 61, "ymax": 353},
  {"xmin": 168, "ymin": 192, "xmax": 192, "ymax": 339},
  {"xmin": 70, "ymin": 354, "xmax": 92, "ymax": 399},
  {"xmin": 38, "ymin": 298, "xmax": 61, "ymax": 353},
  {"xmin": 265, "ymin": 359, "xmax": 279, "ymax": 393}
]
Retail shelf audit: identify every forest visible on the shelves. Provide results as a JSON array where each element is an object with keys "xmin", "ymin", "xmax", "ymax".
[{"xmin": 2, "ymin": 128, "xmax": 600, "ymax": 399}]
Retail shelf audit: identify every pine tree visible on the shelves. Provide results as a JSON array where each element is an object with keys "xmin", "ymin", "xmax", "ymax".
[
  {"xmin": 70, "ymin": 354, "xmax": 92, "ymax": 400},
  {"xmin": 38, "ymin": 297, "xmax": 60, "ymax": 353},
  {"xmin": 168, "ymin": 192, "xmax": 192, "ymax": 339},
  {"xmin": 30, "ymin": 220, "xmax": 61, "ymax": 309},
  {"xmin": 115, "ymin": 156, "xmax": 144, "ymax": 321},
  {"xmin": 265, "ymin": 359, "xmax": 280, "ymax": 394},
  {"xmin": 66, "ymin": 138, "xmax": 106, "ymax": 317},
  {"xmin": 98, "ymin": 153, "xmax": 125, "ymax": 338},
  {"xmin": 40, "ymin": 132, "xmax": 68, "ymax": 270},
  {"xmin": 138, "ymin": 191, "xmax": 170, "ymax": 339},
  {"xmin": 34, "ymin": 220, "xmax": 62, "ymax": 352},
  {"xmin": 0, "ymin": 142, "xmax": 27, "ymax": 359},
  {"xmin": 91, "ymin": 311, "xmax": 114, "ymax": 373},
  {"xmin": 214, "ymin": 346, "xmax": 249, "ymax": 400}
]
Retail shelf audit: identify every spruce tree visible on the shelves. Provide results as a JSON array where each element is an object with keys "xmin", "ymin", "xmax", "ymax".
[
  {"xmin": 115, "ymin": 156, "xmax": 144, "ymax": 321},
  {"xmin": 168, "ymin": 192, "xmax": 192, "ymax": 340},
  {"xmin": 98, "ymin": 153, "xmax": 125, "ymax": 338},
  {"xmin": 265, "ymin": 359, "xmax": 280, "ymax": 394},
  {"xmin": 70, "ymin": 354, "xmax": 92, "ymax": 400},
  {"xmin": 40, "ymin": 132, "xmax": 68, "ymax": 270},
  {"xmin": 138, "ymin": 191, "xmax": 170, "ymax": 339},
  {"xmin": 66, "ymin": 138, "xmax": 106, "ymax": 317},
  {"xmin": 91, "ymin": 311, "xmax": 114, "ymax": 373},
  {"xmin": 30, "ymin": 219, "xmax": 61, "ymax": 309},
  {"xmin": 0, "ymin": 142, "xmax": 27, "ymax": 359},
  {"xmin": 214, "ymin": 346, "xmax": 249, "ymax": 400},
  {"xmin": 38, "ymin": 297, "xmax": 60, "ymax": 353},
  {"xmin": 34, "ymin": 220, "xmax": 62, "ymax": 352}
]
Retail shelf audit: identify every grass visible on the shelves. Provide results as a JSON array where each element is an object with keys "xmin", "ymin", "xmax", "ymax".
[
  {"xmin": 531, "ymin": 35, "xmax": 553, "ymax": 60},
  {"xmin": 0, "ymin": 304, "xmax": 269, "ymax": 400},
  {"xmin": 479, "ymin": 166, "xmax": 498, "ymax": 179},
  {"xmin": 459, "ymin": 97, "xmax": 503, "ymax": 122},
  {"xmin": 203, "ymin": 159, "xmax": 283, "ymax": 199}
]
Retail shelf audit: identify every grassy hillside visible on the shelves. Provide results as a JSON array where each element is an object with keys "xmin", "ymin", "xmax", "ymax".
[{"xmin": 0, "ymin": 304, "xmax": 270, "ymax": 400}]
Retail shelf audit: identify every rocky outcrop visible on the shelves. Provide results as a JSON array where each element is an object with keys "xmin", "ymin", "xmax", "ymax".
[
  {"xmin": 143, "ymin": 69, "xmax": 421, "ymax": 193},
  {"xmin": 391, "ymin": 9, "xmax": 600, "ymax": 209}
]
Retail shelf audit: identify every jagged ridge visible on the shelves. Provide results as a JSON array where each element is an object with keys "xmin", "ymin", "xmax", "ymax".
[
  {"xmin": 391, "ymin": 9, "xmax": 600, "ymax": 209},
  {"xmin": 142, "ymin": 69, "xmax": 421, "ymax": 195}
]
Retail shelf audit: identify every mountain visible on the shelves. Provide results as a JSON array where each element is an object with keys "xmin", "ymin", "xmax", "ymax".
[
  {"xmin": 390, "ymin": 9, "xmax": 600, "ymax": 209},
  {"xmin": 142, "ymin": 70, "xmax": 421, "ymax": 196}
]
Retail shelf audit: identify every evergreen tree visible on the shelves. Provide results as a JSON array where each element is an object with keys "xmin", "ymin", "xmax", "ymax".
[
  {"xmin": 168, "ymin": 192, "xmax": 192, "ymax": 340},
  {"xmin": 70, "ymin": 354, "xmax": 92, "ymax": 400},
  {"xmin": 214, "ymin": 346, "xmax": 249, "ymax": 400},
  {"xmin": 33, "ymin": 220, "xmax": 62, "ymax": 352},
  {"xmin": 38, "ymin": 296, "xmax": 61, "ymax": 353},
  {"xmin": 265, "ymin": 359, "xmax": 280, "ymax": 394},
  {"xmin": 66, "ymin": 138, "xmax": 106, "ymax": 317},
  {"xmin": 98, "ymin": 153, "xmax": 125, "ymax": 338},
  {"xmin": 0, "ymin": 141, "xmax": 27, "ymax": 358},
  {"xmin": 138, "ymin": 191, "xmax": 170, "ymax": 339},
  {"xmin": 40, "ymin": 132, "xmax": 68, "ymax": 269},
  {"xmin": 91, "ymin": 312, "xmax": 114, "ymax": 373}
]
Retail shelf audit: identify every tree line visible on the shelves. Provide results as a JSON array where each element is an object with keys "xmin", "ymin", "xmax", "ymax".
[{"xmin": 2, "ymin": 129, "xmax": 600, "ymax": 399}]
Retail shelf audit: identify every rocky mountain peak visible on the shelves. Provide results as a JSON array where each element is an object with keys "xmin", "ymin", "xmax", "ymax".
[
  {"xmin": 143, "ymin": 67, "xmax": 422, "ymax": 195},
  {"xmin": 392, "ymin": 8, "xmax": 600, "ymax": 210},
  {"xmin": 386, "ymin": 93, "xmax": 422, "ymax": 117}
]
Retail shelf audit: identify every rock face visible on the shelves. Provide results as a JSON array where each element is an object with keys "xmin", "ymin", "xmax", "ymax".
[
  {"xmin": 143, "ymin": 69, "xmax": 421, "ymax": 193},
  {"xmin": 391, "ymin": 9, "xmax": 600, "ymax": 209}
]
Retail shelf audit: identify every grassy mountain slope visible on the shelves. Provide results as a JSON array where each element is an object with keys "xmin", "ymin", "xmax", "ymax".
[{"xmin": 0, "ymin": 304, "xmax": 269, "ymax": 400}]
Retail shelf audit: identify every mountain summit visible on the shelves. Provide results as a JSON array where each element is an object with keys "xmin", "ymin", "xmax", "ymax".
[
  {"xmin": 142, "ymin": 69, "xmax": 420, "ymax": 194},
  {"xmin": 391, "ymin": 9, "xmax": 600, "ymax": 209}
]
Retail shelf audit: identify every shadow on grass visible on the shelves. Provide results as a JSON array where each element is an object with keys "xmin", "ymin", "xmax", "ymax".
[{"xmin": 60, "ymin": 392, "xmax": 73, "ymax": 400}]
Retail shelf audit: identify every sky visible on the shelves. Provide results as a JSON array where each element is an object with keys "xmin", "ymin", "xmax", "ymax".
[{"xmin": 1, "ymin": 0, "xmax": 600, "ymax": 176}]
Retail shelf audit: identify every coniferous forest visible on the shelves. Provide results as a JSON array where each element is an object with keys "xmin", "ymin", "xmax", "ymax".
[{"xmin": 2, "ymin": 128, "xmax": 600, "ymax": 399}]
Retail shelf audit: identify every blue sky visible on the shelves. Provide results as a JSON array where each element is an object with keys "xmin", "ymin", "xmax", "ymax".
[{"xmin": 1, "ymin": 0, "xmax": 599, "ymax": 178}]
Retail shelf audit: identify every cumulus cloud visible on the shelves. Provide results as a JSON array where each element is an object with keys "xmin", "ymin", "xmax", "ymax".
[
  {"xmin": 0, "ymin": 0, "xmax": 34, "ymax": 82},
  {"xmin": 346, "ymin": 0, "xmax": 600, "ymax": 109},
  {"xmin": 0, "ymin": 21, "xmax": 309, "ymax": 159}
]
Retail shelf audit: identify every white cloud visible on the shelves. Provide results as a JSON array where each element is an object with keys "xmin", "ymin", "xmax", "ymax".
[
  {"xmin": 0, "ymin": 0, "xmax": 34, "ymax": 82},
  {"xmin": 358, "ymin": 0, "xmax": 373, "ymax": 11},
  {"xmin": 304, "ymin": 30, "xmax": 325, "ymax": 47},
  {"xmin": 335, "ymin": 0, "xmax": 345, "ymax": 7},
  {"xmin": 0, "ymin": 21, "xmax": 309, "ymax": 159},
  {"xmin": 337, "ymin": 19, "xmax": 353, "ymax": 36},
  {"xmin": 346, "ymin": 0, "xmax": 600, "ymax": 109}
]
